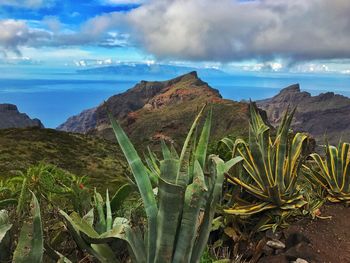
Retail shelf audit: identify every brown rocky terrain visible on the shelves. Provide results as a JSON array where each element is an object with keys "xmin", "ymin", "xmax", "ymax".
[
  {"xmin": 0, "ymin": 104, "xmax": 43, "ymax": 129},
  {"xmin": 257, "ymin": 84, "xmax": 350, "ymax": 144},
  {"xmin": 58, "ymin": 71, "xmax": 251, "ymax": 148}
]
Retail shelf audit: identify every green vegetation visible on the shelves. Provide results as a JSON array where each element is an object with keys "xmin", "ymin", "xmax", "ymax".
[
  {"xmin": 303, "ymin": 142, "xmax": 350, "ymax": 203},
  {"xmin": 1, "ymin": 103, "xmax": 350, "ymax": 262},
  {"xmin": 0, "ymin": 127, "xmax": 129, "ymax": 188},
  {"xmin": 222, "ymin": 105, "xmax": 308, "ymax": 231}
]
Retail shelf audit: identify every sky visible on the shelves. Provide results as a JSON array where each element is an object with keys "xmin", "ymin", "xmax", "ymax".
[{"xmin": 1, "ymin": 0, "xmax": 350, "ymax": 73}]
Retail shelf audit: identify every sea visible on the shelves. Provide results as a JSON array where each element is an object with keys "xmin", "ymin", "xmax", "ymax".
[{"xmin": 1, "ymin": 65, "xmax": 350, "ymax": 128}]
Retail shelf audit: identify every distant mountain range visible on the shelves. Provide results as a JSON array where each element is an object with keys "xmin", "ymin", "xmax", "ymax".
[
  {"xmin": 77, "ymin": 63, "xmax": 228, "ymax": 77},
  {"xmin": 257, "ymin": 84, "xmax": 350, "ymax": 144}
]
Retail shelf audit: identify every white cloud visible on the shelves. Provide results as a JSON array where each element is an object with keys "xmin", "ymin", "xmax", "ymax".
[
  {"xmin": 0, "ymin": 19, "xmax": 50, "ymax": 56},
  {"xmin": 2, "ymin": 0, "xmax": 350, "ymax": 64},
  {"xmin": 125, "ymin": 0, "xmax": 350, "ymax": 62}
]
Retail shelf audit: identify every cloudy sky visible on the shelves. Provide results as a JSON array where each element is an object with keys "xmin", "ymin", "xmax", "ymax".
[{"xmin": 1, "ymin": 0, "xmax": 350, "ymax": 72}]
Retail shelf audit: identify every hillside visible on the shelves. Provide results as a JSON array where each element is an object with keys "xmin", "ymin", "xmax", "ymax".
[
  {"xmin": 0, "ymin": 127, "xmax": 128, "ymax": 188},
  {"xmin": 257, "ymin": 84, "xmax": 350, "ymax": 144},
  {"xmin": 58, "ymin": 71, "xmax": 251, "ymax": 148}
]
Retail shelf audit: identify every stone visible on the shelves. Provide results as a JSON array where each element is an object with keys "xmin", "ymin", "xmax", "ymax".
[
  {"xmin": 295, "ymin": 258, "xmax": 309, "ymax": 263},
  {"xmin": 266, "ymin": 229, "xmax": 282, "ymax": 240},
  {"xmin": 266, "ymin": 240, "xmax": 286, "ymax": 250},
  {"xmin": 285, "ymin": 241, "xmax": 316, "ymax": 261}
]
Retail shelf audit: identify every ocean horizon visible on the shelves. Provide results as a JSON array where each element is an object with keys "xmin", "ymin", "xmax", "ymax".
[{"xmin": 1, "ymin": 65, "xmax": 350, "ymax": 128}]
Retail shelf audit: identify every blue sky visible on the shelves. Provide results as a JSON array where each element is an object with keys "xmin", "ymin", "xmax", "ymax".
[{"xmin": 1, "ymin": 0, "xmax": 350, "ymax": 74}]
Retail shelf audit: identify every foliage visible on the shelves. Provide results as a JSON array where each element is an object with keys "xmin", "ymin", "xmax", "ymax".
[
  {"xmin": 60, "ymin": 106, "xmax": 242, "ymax": 262},
  {"xmin": 5, "ymin": 163, "xmax": 91, "ymax": 216},
  {"xmin": 0, "ymin": 127, "xmax": 129, "ymax": 188},
  {"xmin": 222, "ymin": 104, "xmax": 308, "ymax": 231},
  {"xmin": 59, "ymin": 185, "xmax": 134, "ymax": 262},
  {"xmin": 12, "ymin": 192, "xmax": 44, "ymax": 263},
  {"xmin": 303, "ymin": 142, "xmax": 350, "ymax": 203}
]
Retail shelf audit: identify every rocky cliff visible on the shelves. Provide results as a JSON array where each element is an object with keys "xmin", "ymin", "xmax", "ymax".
[
  {"xmin": 58, "ymin": 71, "xmax": 250, "ymax": 147},
  {"xmin": 0, "ymin": 104, "xmax": 43, "ymax": 129},
  {"xmin": 257, "ymin": 84, "xmax": 350, "ymax": 144},
  {"xmin": 57, "ymin": 107, "xmax": 96, "ymax": 133}
]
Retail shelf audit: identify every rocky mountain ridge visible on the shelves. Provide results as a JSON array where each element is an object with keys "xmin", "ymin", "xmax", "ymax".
[
  {"xmin": 58, "ymin": 71, "xmax": 250, "ymax": 148},
  {"xmin": 257, "ymin": 84, "xmax": 350, "ymax": 144},
  {"xmin": 0, "ymin": 104, "xmax": 43, "ymax": 129}
]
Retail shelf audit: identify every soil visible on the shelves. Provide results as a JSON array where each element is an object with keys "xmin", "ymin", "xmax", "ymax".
[{"xmin": 289, "ymin": 203, "xmax": 350, "ymax": 263}]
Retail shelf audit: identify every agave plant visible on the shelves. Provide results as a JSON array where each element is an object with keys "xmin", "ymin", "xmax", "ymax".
[
  {"xmin": 0, "ymin": 209, "xmax": 12, "ymax": 261},
  {"xmin": 60, "ymin": 106, "xmax": 241, "ymax": 263},
  {"xmin": 59, "ymin": 185, "xmax": 134, "ymax": 262},
  {"xmin": 303, "ymin": 142, "xmax": 350, "ymax": 203},
  {"xmin": 222, "ymin": 104, "xmax": 308, "ymax": 229}
]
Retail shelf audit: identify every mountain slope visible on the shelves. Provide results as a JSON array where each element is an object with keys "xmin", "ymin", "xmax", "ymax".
[
  {"xmin": 0, "ymin": 127, "xmax": 128, "ymax": 188},
  {"xmin": 58, "ymin": 71, "xmax": 251, "ymax": 148},
  {"xmin": 257, "ymin": 84, "xmax": 350, "ymax": 144},
  {"xmin": 0, "ymin": 104, "xmax": 43, "ymax": 129}
]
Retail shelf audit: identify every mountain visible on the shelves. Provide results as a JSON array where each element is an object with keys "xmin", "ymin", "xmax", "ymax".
[
  {"xmin": 58, "ymin": 71, "xmax": 251, "ymax": 148},
  {"xmin": 257, "ymin": 84, "xmax": 350, "ymax": 144},
  {"xmin": 0, "ymin": 127, "xmax": 128, "ymax": 188},
  {"xmin": 0, "ymin": 104, "xmax": 43, "ymax": 129},
  {"xmin": 57, "ymin": 107, "xmax": 97, "ymax": 133},
  {"xmin": 77, "ymin": 63, "xmax": 228, "ymax": 77}
]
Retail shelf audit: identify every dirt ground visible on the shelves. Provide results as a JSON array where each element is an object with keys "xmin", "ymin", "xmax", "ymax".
[{"xmin": 290, "ymin": 204, "xmax": 350, "ymax": 263}]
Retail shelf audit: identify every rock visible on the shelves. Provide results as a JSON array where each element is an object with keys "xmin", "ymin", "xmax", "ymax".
[
  {"xmin": 262, "ymin": 245, "xmax": 274, "ymax": 256},
  {"xmin": 266, "ymin": 240, "xmax": 286, "ymax": 250},
  {"xmin": 258, "ymin": 254, "xmax": 288, "ymax": 263},
  {"xmin": 0, "ymin": 104, "xmax": 44, "ymax": 129},
  {"xmin": 257, "ymin": 83, "xmax": 350, "ymax": 144},
  {"xmin": 285, "ymin": 232, "xmax": 310, "ymax": 249},
  {"xmin": 57, "ymin": 71, "xmax": 222, "ymax": 134},
  {"xmin": 57, "ymin": 107, "xmax": 96, "ymax": 133},
  {"xmin": 285, "ymin": 241, "xmax": 316, "ymax": 261},
  {"xmin": 295, "ymin": 258, "xmax": 309, "ymax": 263},
  {"xmin": 57, "ymin": 72, "xmax": 251, "ymax": 150},
  {"xmin": 266, "ymin": 229, "xmax": 282, "ymax": 240}
]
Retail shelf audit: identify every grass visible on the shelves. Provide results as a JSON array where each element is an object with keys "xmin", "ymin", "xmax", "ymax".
[{"xmin": 0, "ymin": 127, "xmax": 129, "ymax": 189}]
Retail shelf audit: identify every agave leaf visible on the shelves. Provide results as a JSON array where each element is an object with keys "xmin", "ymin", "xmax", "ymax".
[
  {"xmin": 109, "ymin": 112, "xmax": 158, "ymax": 262},
  {"xmin": 82, "ymin": 209, "xmax": 94, "ymax": 227},
  {"xmin": 176, "ymin": 105, "xmax": 206, "ymax": 185},
  {"xmin": 191, "ymin": 155, "xmax": 225, "ymax": 263},
  {"xmin": 105, "ymin": 190, "xmax": 112, "ymax": 231},
  {"xmin": 59, "ymin": 210, "xmax": 118, "ymax": 263},
  {"xmin": 195, "ymin": 109, "xmax": 212, "ymax": 169},
  {"xmin": 0, "ymin": 210, "xmax": 12, "ymax": 243},
  {"xmin": 110, "ymin": 183, "xmax": 134, "ymax": 213},
  {"xmin": 224, "ymin": 201, "xmax": 277, "ymax": 216},
  {"xmin": 173, "ymin": 161, "xmax": 207, "ymax": 263},
  {"xmin": 94, "ymin": 189, "xmax": 106, "ymax": 234},
  {"xmin": 155, "ymin": 159, "xmax": 184, "ymax": 263},
  {"xmin": 161, "ymin": 140, "xmax": 171, "ymax": 160},
  {"xmin": 13, "ymin": 192, "xmax": 43, "ymax": 263}
]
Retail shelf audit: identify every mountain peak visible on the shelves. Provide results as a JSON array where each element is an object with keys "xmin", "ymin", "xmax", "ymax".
[
  {"xmin": 280, "ymin": 84, "xmax": 301, "ymax": 94},
  {"xmin": 0, "ymin": 103, "xmax": 44, "ymax": 129},
  {"xmin": 57, "ymin": 72, "xmax": 222, "ymax": 134}
]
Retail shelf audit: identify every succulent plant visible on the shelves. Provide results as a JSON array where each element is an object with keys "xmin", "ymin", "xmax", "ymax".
[{"xmin": 60, "ymin": 106, "xmax": 241, "ymax": 262}]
